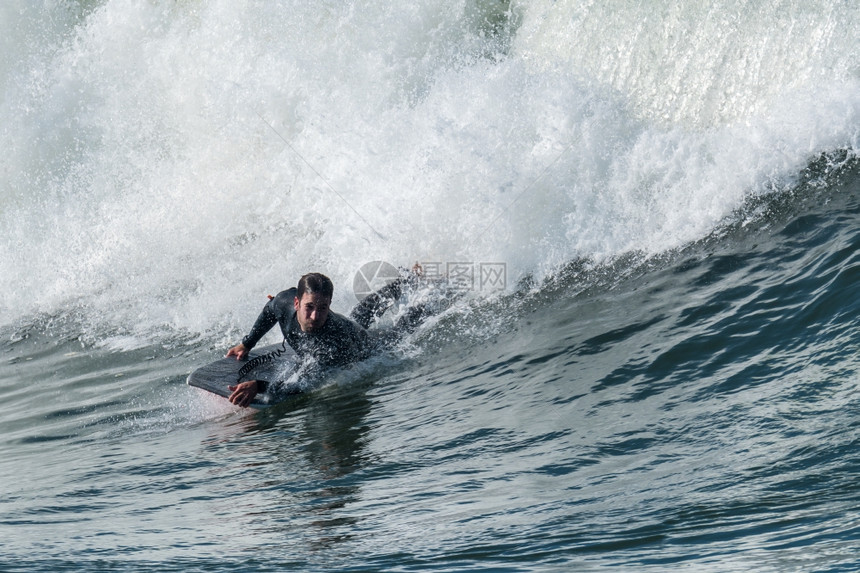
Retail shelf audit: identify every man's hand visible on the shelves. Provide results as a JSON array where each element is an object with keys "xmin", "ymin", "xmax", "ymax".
[
  {"xmin": 227, "ymin": 380, "xmax": 259, "ymax": 408},
  {"xmin": 226, "ymin": 343, "xmax": 249, "ymax": 360}
]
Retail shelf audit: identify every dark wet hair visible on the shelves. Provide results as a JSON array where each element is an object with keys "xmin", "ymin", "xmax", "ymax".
[{"xmin": 296, "ymin": 272, "xmax": 334, "ymax": 299}]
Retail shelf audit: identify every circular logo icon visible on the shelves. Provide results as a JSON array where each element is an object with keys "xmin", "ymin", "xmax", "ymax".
[{"xmin": 353, "ymin": 261, "xmax": 399, "ymax": 301}]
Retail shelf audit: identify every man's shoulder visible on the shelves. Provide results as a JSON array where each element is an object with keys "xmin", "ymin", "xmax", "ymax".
[
  {"xmin": 321, "ymin": 312, "xmax": 371, "ymax": 363},
  {"xmin": 269, "ymin": 288, "xmax": 298, "ymax": 319},
  {"xmin": 324, "ymin": 312, "xmax": 367, "ymax": 337},
  {"xmin": 273, "ymin": 288, "xmax": 297, "ymax": 302},
  {"xmin": 326, "ymin": 311, "xmax": 362, "ymax": 328}
]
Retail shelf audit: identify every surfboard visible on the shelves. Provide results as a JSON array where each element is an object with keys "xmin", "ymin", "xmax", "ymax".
[{"xmin": 186, "ymin": 344, "xmax": 300, "ymax": 409}]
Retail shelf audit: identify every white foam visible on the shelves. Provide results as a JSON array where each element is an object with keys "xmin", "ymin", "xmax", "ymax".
[{"xmin": 1, "ymin": 0, "xmax": 858, "ymax": 340}]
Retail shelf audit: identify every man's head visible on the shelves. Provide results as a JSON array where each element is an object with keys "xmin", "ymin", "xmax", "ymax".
[{"xmin": 294, "ymin": 273, "xmax": 334, "ymax": 332}]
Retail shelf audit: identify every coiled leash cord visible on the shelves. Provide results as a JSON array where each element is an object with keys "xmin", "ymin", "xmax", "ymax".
[{"xmin": 235, "ymin": 339, "xmax": 290, "ymax": 392}]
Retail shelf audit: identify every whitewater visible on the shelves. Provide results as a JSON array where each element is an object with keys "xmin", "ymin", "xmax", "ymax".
[{"xmin": 1, "ymin": 1, "xmax": 858, "ymax": 570}]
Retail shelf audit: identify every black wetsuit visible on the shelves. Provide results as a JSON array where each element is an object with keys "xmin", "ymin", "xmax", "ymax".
[
  {"xmin": 241, "ymin": 288, "xmax": 374, "ymax": 368},
  {"xmin": 240, "ymin": 276, "xmax": 424, "ymax": 369}
]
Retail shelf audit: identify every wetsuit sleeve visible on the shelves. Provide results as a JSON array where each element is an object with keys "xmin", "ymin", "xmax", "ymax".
[
  {"xmin": 350, "ymin": 275, "xmax": 412, "ymax": 329},
  {"xmin": 241, "ymin": 289, "xmax": 296, "ymax": 350}
]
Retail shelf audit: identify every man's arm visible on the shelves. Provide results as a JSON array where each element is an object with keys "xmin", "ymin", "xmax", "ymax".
[
  {"xmin": 350, "ymin": 264, "xmax": 423, "ymax": 329},
  {"xmin": 226, "ymin": 289, "xmax": 297, "ymax": 360}
]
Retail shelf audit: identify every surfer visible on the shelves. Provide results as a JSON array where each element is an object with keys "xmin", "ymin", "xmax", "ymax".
[{"xmin": 226, "ymin": 267, "xmax": 428, "ymax": 407}]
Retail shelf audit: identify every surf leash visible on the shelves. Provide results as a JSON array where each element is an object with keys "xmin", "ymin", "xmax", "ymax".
[{"xmin": 236, "ymin": 338, "xmax": 291, "ymax": 393}]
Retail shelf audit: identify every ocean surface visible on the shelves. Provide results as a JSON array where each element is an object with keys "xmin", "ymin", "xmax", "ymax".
[{"xmin": 1, "ymin": 1, "xmax": 859, "ymax": 571}]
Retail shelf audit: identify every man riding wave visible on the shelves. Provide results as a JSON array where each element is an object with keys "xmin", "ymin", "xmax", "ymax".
[{"xmin": 226, "ymin": 267, "xmax": 430, "ymax": 407}]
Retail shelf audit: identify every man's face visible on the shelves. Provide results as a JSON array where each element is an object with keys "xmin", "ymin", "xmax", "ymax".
[{"xmin": 294, "ymin": 292, "xmax": 331, "ymax": 333}]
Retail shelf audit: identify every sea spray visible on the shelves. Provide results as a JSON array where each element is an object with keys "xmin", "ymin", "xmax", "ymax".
[{"xmin": 1, "ymin": 0, "xmax": 858, "ymax": 345}]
